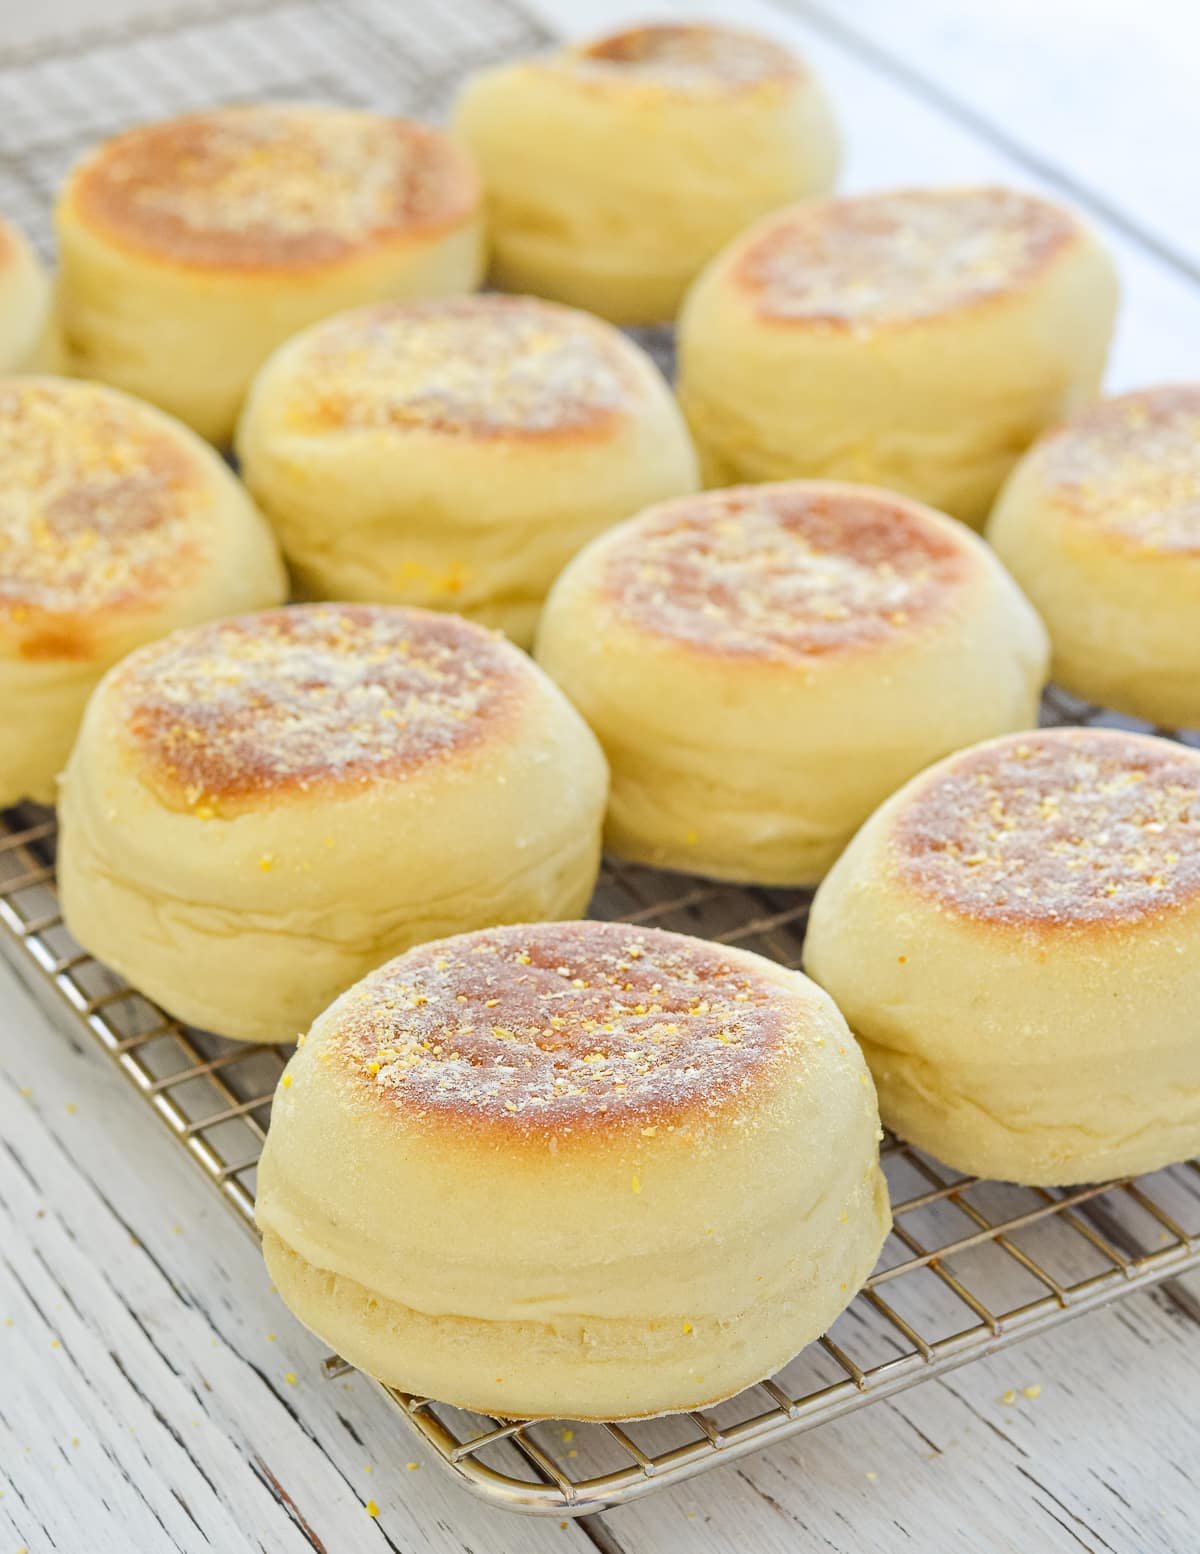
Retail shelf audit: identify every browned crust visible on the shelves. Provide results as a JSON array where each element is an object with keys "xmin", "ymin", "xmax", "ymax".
[
  {"xmin": 1029, "ymin": 384, "xmax": 1200, "ymax": 555},
  {"xmin": 893, "ymin": 728, "xmax": 1200, "ymax": 929},
  {"xmin": 110, "ymin": 604, "xmax": 526, "ymax": 812},
  {"xmin": 326, "ymin": 922, "xmax": 818, "ymax": 1136},
  {"xmin": 600, "ymin": 482, "xmax": 972, "ymax": 661},
  {"xmin": 280, "ymin": 295, "xmax": 637, "ymax": 442},
  {"xmin": 0, "ymin": 378, "xmax": 210, "ymax": 638},
  {"xmin": 734, "ymin": 187, "xmax": 1079, "ymax": 330},
  {"xmin": 65, "ymin": 106, "xmax": 480, "ymax": 274},
  {"xmin": 571, "ymin": 22, "xmax": 803, "ymax": 92}
]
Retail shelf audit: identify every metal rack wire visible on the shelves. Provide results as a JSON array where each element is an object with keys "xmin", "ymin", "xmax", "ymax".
[
  {"xmin": 3, "ymin": 681, "xmax": 1200, "ymax": 1516},
  {"xmin": 2, "ymin": 0, "xmax": 1200, "ymax": 1520}
]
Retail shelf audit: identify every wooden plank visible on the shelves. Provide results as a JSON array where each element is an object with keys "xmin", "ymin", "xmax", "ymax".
[
  {"xmin": 3, "ymin": 1, "xmax": 1200, "ymax": 1551},
  {"xmin": 540, "ymin": 1160, "xmax": 1200, "ymax": 1551},
  {"xmin": 0, "ymin": 960, "xmax": 597, "ymax": 1554},
  {"xmin": 597, "ymin": 1292, "xmax": 1200, "ymax": 1554}
]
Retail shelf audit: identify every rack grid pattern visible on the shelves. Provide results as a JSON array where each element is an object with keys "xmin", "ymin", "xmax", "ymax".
[
  {"xmin": 2, "ymin": 0, "xmax": 1200, "ymax": 1519},
  {"xmin": 4, "ymin": 683, "xmax": 1200, "ymax": 1516}
]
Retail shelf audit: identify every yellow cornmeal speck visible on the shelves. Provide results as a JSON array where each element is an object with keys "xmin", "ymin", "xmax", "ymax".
[
  {"xmin": 741, "ymin": 188, "xmax": 1073, "ymax": 328},
  {"xmin": 258, "ymin": 853, "xmax": 275, "ymax": 872},
  {"xmin": 281, "ymin": 1074, "xmax": 293, "ymax": 1089},
  {"xmin": 284, "ymin": 1371, "xmax": 298, "ymax": 1386},
  {"xmin": 685, "ymin": 829, "xmax": 699, "ymax": 845},
  {"xmin": 88, "ymin": 105, "xmax": 467, "ymax": 260},
  {"xmin": 561, "ymin": 1429, "xmax": 574, "ymax": 1442},
  {"xmin": 363, "ymin": 1464, "xmax": 373, "ymax": 1474},
  {"xmin": 115, "ymin": 604, "xmax": 519, "ymax": 803},
  {"xmin": 267, "ymin": 1333, "xmax": 277, "ymax": 1342},
  {"xmin": 65, "ymin": 1103, "xmax": 77, "ymax": 1115},
  {"xmin": 366, "ymin": 1499, "xmax": 380, "ymax": 1518},
  {"xmin": 567, "ymin": 1450, "xmax": 578, "ymax": 1460},
  {"xmin": 0, "ymin": 379, "xmax": 213, "ymax": 620},
  {"xmin": 294, "ymin": 296, "xmax": 635, "ymax": 438},
  {"xmin": 896, "ymin": 729, "xmax": 1200, "ymax": 927},
  {"xmin": 1022, "ymin": 1384, "xmax": 1042, "ymax": 1399},
  {"xmin": 1037, "ymin": 385, "xmax": 1200, "ymax": 554},
  {"xmin": 631, "ymin": 1174, "xmax": 642, "ymax": 1194},
  {"xmin": 332, "ymin": 920, "xmax": 792, "ymax": 1129},
  {"xmin": 405, "ymin": 1461, "xmax": 419, "ymax": 1471},
  {"xmin": 607, "ymin": 485, "xmax": 966, "ymax": 664},
  {"xmin": 999, "ymin": 1389, "xmax": 1017, "ymax": 1406},
  {"xmin": 682, "ymin": 1321, "xmax": 694, "ymax": 1335}
]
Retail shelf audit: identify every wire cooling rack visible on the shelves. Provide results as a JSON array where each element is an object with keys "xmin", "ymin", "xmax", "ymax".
[
  {"xmin": 3, "ymin": 0, "xmax": 1200, "ymax": 1521},
  {"xmin": 3, "ymin": 695, "xmax": 1200, "ymax": 1516}
]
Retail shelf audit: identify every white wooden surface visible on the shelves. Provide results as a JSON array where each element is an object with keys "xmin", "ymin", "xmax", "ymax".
[{"xmin": 4, "ymin": 0, "xmax": 1200, "ymax": 1550}]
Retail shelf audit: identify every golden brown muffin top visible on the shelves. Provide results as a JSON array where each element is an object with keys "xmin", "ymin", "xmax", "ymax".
[
  {"xmin": 570, "ymin": 22, "xmax": 801, "ymax": 90},
  {"xmin": 277, "ymin": 296, "xmax": 640, "ymax": 439},
  {"xmin": 736, "ymin": 187, "xmax": 1077, "ymax": 328},
  {"xmin": 0, "ymin": 378, "xmax": 212, "ymax": 645},
  {"xmin": 600, "ymin": 483, "xmax": 970, "ymax": 661},
  {"xmin": 111, "ymin": 604, "xmax": 523, "ymax": 812},
  {"xmin": 894, "ymin": 729, "xmax": 1200, "ymax": 928},
  {"xmin": 65, "ymin": 105, "xmax": 479, "ymax": 271},
  {"xmin": 1028, "ymin": 384, "xmax": 1200, "ymax": 554},
  {"xmin": 332, "ymin": 922, "xmax": 832, "ymax": 1134}
]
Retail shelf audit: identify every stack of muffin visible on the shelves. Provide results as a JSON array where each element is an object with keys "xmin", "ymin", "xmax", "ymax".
[{"xmin": 2, "ymin": 20, "xmax": 1197, "ymax": 1425}]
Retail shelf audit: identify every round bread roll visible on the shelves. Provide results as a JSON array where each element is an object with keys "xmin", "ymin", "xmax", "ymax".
[
  {"xmin": 453, "ymin": 21, "xmax": 838, "ymax": 324},
  {"xmin": 804, "ymin": 728, "xmax": 1200, "ymax": 1185},
  {"xmin": 0, "ymin": 377, "xmax": 285, "ymax": 808},
  {"xmin": 987, "ymin": 385, "xmax": 1200, "ymax": 729},
  {"xmin": 256, "ymin": 920, "xmax": 889, "ymax": 1420},
  {"xmin": 0, "ymin": 218, "xmax": 63, "ymax": 374},
  {"xmin": 237, "ymin": 295, "xmax": 699, "ymax": 647},
  {"xmin": 58, "ymin": 604, "xmax": 607, "ymax": 1043},
  {"xmin": 677, "ymin": 187, "xmax": 1118, "ymax": 525},
  {"xmin": 55, "ymin": 105, "xmax": 485, "ymax": 445},
  {"xmin": 535, "ymin": 481, "xmax": 1049, "ymax": 885}
]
